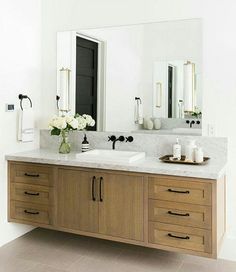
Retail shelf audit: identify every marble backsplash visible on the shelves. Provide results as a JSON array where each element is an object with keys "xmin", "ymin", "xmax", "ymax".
[
  {"xmin": 159, "ymin": 118, "xmax": 202, "ymax": 129},
  {"xmin": 40, "ymin": 130, "xmax": 227, "ymax": 162}
]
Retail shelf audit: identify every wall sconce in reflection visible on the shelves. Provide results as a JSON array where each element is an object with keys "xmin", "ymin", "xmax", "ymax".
[
  {"xmin": 183, "ymin": 61, "xmax": 195, "ymax": 112},
  {"xmin": 155, "ymin": 82, "xmax": 162, "ymax": 108},
  {"xmin": 58, "ymin": 67, "xmax": 71, "ymax": 113}
]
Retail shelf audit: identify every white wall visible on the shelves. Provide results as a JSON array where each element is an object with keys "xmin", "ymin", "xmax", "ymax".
[
  {"xmin": 0, "ymin": 0, "xmax": 42, "ymax": 245},
  {"xmin": 41, "ymin": 0, "xmax": 236, "ymax": 260}
]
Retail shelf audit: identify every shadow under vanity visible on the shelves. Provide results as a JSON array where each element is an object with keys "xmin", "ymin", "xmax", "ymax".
[{"xmin": 6, "ymin": 131, "xmax": 227, "ymax": 259}]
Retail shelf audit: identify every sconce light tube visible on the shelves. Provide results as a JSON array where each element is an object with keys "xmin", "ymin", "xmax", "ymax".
[
  {"xmin": 183, "ymin": 61, "xmax": 195, "ymax": 112},
  {"xmin": 59, "ymin": 67, "xmax": 71, "ymax": 112}
]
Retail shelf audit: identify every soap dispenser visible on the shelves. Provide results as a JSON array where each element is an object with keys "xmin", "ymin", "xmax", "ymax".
[
  {"xmin": 173, "ymin": 138, "xmax": 181, "ymax": 160},
  {"xmin": 82, "ymin": 134, "xmax": 90, "ymax": 152}
]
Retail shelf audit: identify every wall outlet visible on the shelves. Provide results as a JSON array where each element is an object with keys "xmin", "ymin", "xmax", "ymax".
[
  {"xmin": 208, "ymin": 124, "xmax": 215, "ymax": 136},
  {"xmin": 5, "ymin": 104, "xmax": 15, "ymax": 112}
]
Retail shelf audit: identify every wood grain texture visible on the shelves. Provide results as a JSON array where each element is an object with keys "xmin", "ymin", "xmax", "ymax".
[
  {"xmin": 9, "ymin": 161, "xmax": 54, "ymax": 187},
  {"xmin": 10, "ymin": 200, "xmax": 51, "ymax": 225},
  {"xmin": 56, "ymin": 168, "xmax": 99, "ymax": 233},
  {"xmin": 149, "ymin": 222, "xmax": 212, "ymax": 253},
  {"xmin": 7, "ymin": 162, "xmax": 226, "ymax": 259},
  {"xmin": 10, "ymin": 183, "xmax": 52, "ymax": 205},
  {"xmin": 149, "ymin": 177, "xmax": 212, "ymax": 205},
  {"xmin": 149, "ymin": 199, "xmax": 212, "ymax": 229},
  {"xmin": 99, "ymin": 173, "xmax": 144, "ymax": 241}
]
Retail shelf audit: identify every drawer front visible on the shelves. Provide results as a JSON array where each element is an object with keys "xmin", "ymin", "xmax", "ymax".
[
  {"xmin": 9, "ymin": 162, "xmax": 54, "ymax": 186},
  {"xmin": 11, "ymin": 183, "xmax": 52, "ymax": 205},
  {"xmin": 149, "ymin": 200, "xmax": 211, "ymax": 229},
  {"xmin": 10, "ymin": 201, "xmax": 50, "ymax": 225},
  {"xmin": 149, "ymin": 222, "xmax": 212, "ymax": 253},
  {"xmin": 149, "ymin": 177, "xmax": 212, "ymax": 205}
]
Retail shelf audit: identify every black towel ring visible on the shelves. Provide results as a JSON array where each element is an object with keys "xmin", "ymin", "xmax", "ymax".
[
  {"xmin": 18, "ymin": 94, "xmax": 33, "ymax": 110},
  {"xmin": 135, "ymin": 97, "xmax": 142, "ymax": 104}
]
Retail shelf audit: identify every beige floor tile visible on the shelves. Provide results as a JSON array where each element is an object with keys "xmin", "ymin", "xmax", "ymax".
[
  {"xmin": 68, "ymin": 255, "xmax": 118, "ymax": 272},
  {"xmin": 114, "ymin": 247, "xmax": 183, "ymax": 272},
  {"xmin": 0, "ymin": 229, "xmax": 236, "ymax": 272},
  {"xmin": 30, "ymin": 263, "xmax": 68, "ymax": 272},
  {"xmin": 0, "ymin": 257, "xmax": 37, "ymax": 272}
]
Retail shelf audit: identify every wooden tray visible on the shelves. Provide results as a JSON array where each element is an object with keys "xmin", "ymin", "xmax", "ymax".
[{"xmin": 159, "ymin": 155, "xmax": 210, "ymax": 165}]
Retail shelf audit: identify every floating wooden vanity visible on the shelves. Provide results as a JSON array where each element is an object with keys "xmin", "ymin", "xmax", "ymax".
[{"xmin": 8, "ymin": 161, "xmax": 225, "ymax": 258}]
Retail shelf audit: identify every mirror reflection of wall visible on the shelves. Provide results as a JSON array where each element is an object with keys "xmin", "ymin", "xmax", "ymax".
[{"xmin": 57, "ymin": 19, "xmax": 202, "ymax": 132}]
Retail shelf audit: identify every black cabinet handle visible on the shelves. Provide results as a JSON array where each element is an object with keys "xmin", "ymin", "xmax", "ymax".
[
  {"xmin": 24, "ymin": 191, "xmax": 40, "ymax": 196},
  {"xmin": 92, "ymin": 176, "xmax": 96, "ymax": 201},
  {"xmin": 99, "ymin": 177, "xmax": 103, "ymax": 202},
  {"xmin": 168, "ymin": 233, "xmax": 190, "ymax": 240},
  {"xmin": 24, "ymin": 173, "xmax": 40, "ymax": 178},
  {"xmin": 24, "ymin": 210, "xmax": 39, "ymax": 215},
  {"xmin": 168, "ymin": 211, "xmax": 190, "ymax": 217},
  {"xmin": 167, "ymin": 189, "xmax": 190, "ymax": 194}
]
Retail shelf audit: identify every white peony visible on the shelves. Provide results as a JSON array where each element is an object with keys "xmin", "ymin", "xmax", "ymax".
[
  {"xmin": 50, "ymin": 116, "xmax": 67, "ymax": 130},
  {"xmin": 76, "ymin": 116, "xmax": 87, "ymax": 130},
  {"xmin": 83, "ymin": 114, "xmax": 95, "ymax": 127},
  {"xmin": 68, "ymin": 118, "xmax": 79, "ymax": 129}
]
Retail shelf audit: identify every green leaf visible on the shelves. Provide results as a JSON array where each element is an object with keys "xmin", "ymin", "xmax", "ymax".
[{"xmin": 51, "ymin": 128, "xmax": 61, "ymax": 136}]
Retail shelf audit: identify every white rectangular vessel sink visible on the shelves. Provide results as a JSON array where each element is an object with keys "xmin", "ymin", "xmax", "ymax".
[{"xmin": 76, "ymin": 149, "xmax": 145, "ymax": 163}]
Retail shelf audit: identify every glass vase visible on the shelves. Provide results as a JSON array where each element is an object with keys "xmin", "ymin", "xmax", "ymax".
[{"xmin": 59, "ymin": 130, "xmax": 71, "ymax": 154}]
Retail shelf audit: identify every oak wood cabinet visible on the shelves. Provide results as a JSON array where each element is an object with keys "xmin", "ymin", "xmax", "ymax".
[
  {"xmin": 8, "ymin": 161, "xmax": 226, "ymax": 259},
  {"xmin": 56, "ymin": 168, "xmax": 99, "ymax": 233},
  {"xmin": 56, "ymin": 168, "xmax": 144, "ymax": 241}
]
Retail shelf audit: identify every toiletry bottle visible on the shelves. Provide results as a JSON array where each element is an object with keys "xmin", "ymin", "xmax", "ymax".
[
  {"xmin": 185, "ymin": 140, "xmax": 196, "ymax": 162},
  {"xmin": 82, "ymin": 134, "xmax": 90, "ymax": 152},
  {"xmin": 173, "ymin": 138, "xmax": 181, "ymax": 160},
  {"xmin": 195, "ymin": 147, "xmax": 204, "ymax": 163}
]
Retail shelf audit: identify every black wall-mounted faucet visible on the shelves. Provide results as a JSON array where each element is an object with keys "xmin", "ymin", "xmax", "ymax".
[
  {"xmin": 108, "ymin": 135, "xmax": 125, "ymax": 150},
  {"xmin": 186, "ymin": 120, "xmax": 201, "ymax": 128},
  {"xmin": 108, "ymin": 135, "xmax": 133, "ymax": 150}
]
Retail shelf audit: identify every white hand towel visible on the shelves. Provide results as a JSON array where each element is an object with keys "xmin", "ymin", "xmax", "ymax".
[
  {"xmin": 134, "ymin": 99, "xmax": 143, "ymax": 125},
  {"xmin": 18, "ymin": 108, "xmax": 34, "ymax": 142}
]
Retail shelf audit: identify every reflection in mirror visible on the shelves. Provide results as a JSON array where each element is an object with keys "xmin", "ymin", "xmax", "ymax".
[{"xmin": 56, "ymin": 19, "xmax": 202, "ymax": 134}]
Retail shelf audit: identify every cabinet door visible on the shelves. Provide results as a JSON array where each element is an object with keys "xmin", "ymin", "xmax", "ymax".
[
  {"xmin": 99, "ymin": 173, "xmax": 144, "ymax": 241},
  {"xmin": 57, "ymin": 169, "xmax": 98, "ymax": 233}
]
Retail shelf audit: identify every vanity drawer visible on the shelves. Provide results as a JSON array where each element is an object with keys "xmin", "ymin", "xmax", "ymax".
[
  {"xmin": 9, "ymin": 162, "xmax": 54, "ymax": 186},
  {"xmin": 148, "ymin": 177, "xmax": 212, "ymax": 205},
  {"xmin": 149, "ymin": 200, "xmax": 211, "ymax": 229},
  {"xmin": 10, "ymin": 183, "xmax": 52, "ymax": 205},
  {"xmin": 10, "ymin": 201, "xmax": 51, "ymax": 225},
  {"xmin": 149, "ymin": 222, "xmax": 212, "ymax": 253}
]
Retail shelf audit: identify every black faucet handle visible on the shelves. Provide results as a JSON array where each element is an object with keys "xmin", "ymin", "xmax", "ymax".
[
  {"xmin": 186, "ymin": 120, "xmax": 190, "ymax": 124},
  {"xmin": 108, "ymin": 135, "xmax": 116, "ymax": 142},
  {"xmin": 118, "ymin": 136, "xmax": 125, "ymax": 142},
  {"xmin": 196, "ymin": 120, "xmax": 201, "ymax": 125},
  {"xmin": 126, "ymin": 136, "xmax": 134, "ymax": 142}
]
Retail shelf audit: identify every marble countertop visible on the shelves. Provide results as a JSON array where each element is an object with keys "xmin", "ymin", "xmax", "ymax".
[{"xmin": 5, "ymin": 149, "xmax": 226, "ymax": 180}]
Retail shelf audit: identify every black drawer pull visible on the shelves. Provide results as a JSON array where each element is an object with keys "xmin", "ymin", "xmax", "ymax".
[
  {"xmin": 92, "ymin": 176, "xmax": 96, "ymax": 201},
  {"xmin": 99, "ymin": 177, "xmax": 103, "ymax": 202},
  {"xmin": 24, "ymin": 210, "xmax": 39, "ymax": 215},
  {"xmin": 168, "ymin": 233, "xmax": 190, "ymax": 240},
  {"xmin": 24, "ymin": 173, "xmax": 40, "ymax": 178},
  {"xmin": 167, "ymin": 189, "xmax": 190, "ymax": 194},
  {"xmin": 24, "ymin": 191, "xmax": 40, "ymax": 196},
  {"xmin": 168, "ymin": 211, "xmax": 190, "ymax": 217}
]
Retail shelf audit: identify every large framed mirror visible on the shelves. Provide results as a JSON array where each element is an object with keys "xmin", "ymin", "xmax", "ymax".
[{"xmin": 56, "ymin": 19, "xmax": 202, "ymax": 135}]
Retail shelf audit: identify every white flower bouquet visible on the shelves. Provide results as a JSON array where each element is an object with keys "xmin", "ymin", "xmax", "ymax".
[
  {"xmin": 49, "ymin": 114, "xmax": 95, "ymax": 136},
  {"xmin": 49, "ymin": 114, "xmax": 95, "ymax": 153}
]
